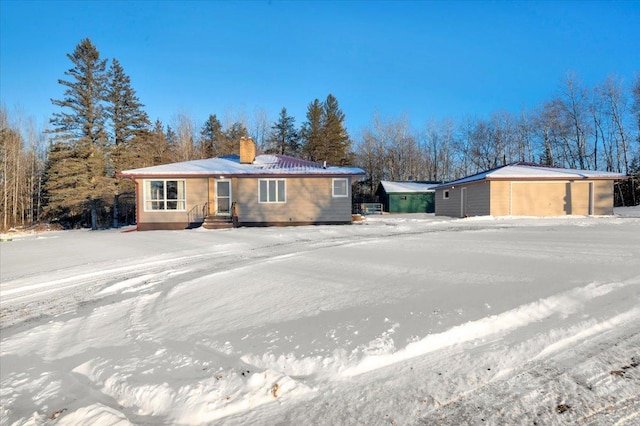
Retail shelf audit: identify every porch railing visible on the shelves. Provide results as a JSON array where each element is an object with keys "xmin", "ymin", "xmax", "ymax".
[
  {"xmin": 356, "ymin": 203, "xmax": 383, "ymax": 215},
  {"xmin": 187, "ymin": 202, "xmax": 208, "ymax": 224},
  {"xmin": 231, "ymin": 201, "xmax": 238, "ymax": 227}
]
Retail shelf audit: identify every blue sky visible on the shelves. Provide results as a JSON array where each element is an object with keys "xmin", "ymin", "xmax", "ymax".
[{"xmin": 1, "ymin": 0, "xmax": 639, "ymax": 137}]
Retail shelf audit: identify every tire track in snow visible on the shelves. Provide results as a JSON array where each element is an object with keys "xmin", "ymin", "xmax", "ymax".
[
  {"xmin": 340, "ymin": 280, "xmax": 639, "ymax": 378},
  {"xmin": 237, "ymin": 279, "xmax": 640, "ymax": 426},
  {"xmin": 0, "ymin": 232, "xmax": 368, "ymax": 330}
]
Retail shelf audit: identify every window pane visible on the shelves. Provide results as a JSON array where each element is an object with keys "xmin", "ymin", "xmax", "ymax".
[
  {"xmin": 166, "ymin": 181, "xmax": 178, "ymax": 200},
  {"xmin": 177, "ymin": 181, "xmax": 185, "ymax": 199},
  {"xmin": 277, "ymin": 180, "xmax": 285, "ymax": 202},
  {"xmin": 333, "ymin": 179, "xmax": 347, "ymax": 196},
  {"xmin": 268, "ymin": 180, "xmax": 276, "ymax": 202},
  {"xmin": 150, "ymin": 181, "xmax": 164, "ymax": 200},
  {"xmin": 218, "ymin": 198, "xmax": 230, "ymax": 212},
  {"xmin": 259, "ymin": 181, "xmax": 268, "ymax": 202},
  {"xmin": 218, "ymin": 181, "xmax": 230, "ymax": 197},
  {"xmin": 167, "ymin": 201, "xmax": 177, "ymax": 210}
]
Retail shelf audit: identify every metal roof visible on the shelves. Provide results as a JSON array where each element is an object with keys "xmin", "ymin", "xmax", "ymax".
[
  {"xmin": 379, "ymin": 181, "xmax": 439, "ymax": 193},
  {"xmin": 119, "ymin": 154, "xmax": 365, "ymax": 178},
  {"xmin": 436, "ymin": 163, "xmax": 626, "ymax": 188}
]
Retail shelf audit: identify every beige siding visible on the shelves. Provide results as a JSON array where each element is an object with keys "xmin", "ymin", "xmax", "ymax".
[
  {"xmin": 435, "ymin": 181, "xmax": 490, "ymax": 217},
  {"xmin": 137, "ymin": 177, "xmax": 209, "ymax": 226},
  {"xmin": 489, "ymin": 181, "xmax": 511, "ymax": 216},
  {"xmin": 511, "ymin": 182, "xmax": 565, "ymax": 216},
  {"xmin": 492, "ymin": 179, "xmax": 614, "ymax": 216},
  {"xmin": 593, "ymin": 180, "xmax": 615, "ymax": 215},
  {"xmin": 234, "ymin": 177, "xmax": 352, "ymax": 224},
  {"xmin": 510, "ymin": 181, "xmax": 593, "ymax": 216}
]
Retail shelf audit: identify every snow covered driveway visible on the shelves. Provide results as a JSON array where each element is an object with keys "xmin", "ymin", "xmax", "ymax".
[{"xmin": 1, "ymin": 211, "xmax": 639, "ymax": 425}]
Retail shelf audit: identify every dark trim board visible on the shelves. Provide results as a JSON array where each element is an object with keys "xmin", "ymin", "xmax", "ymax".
[
  {"xmin": 136, "ymin": 220, "xmax": 353, "ymax": 231},
  {"xmin": 137, "ymin": 222, "xmax": 189, "ymax": 231},
  {"xmin": 236, "ymin": 221, "xmax": 352, "ymax": 227}
]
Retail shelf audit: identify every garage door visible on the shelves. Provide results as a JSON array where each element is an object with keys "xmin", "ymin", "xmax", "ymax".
[{"xmin": 511, "ymin": 182, "xmax": 593, "ymax": 216}]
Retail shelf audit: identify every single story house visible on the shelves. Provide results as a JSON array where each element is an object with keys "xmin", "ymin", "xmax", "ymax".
[
  {"xmin": 435, "ymin": 162, "xmax": 626, "ymax": 218},
  {"xmin": 376, "ymin": 181, "xmax": 439, "ymax": 213},
  {"xmin": 118, "ymin": 138, "xmax": 365, "ymax": 230}
]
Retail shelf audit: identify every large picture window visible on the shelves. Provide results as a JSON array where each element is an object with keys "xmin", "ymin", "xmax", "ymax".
[
  {"xmin": 259, "ymin": 179, "xmax": 286, "ymax": 203},
  {"xmin": 144, "ymin": 180, "xmax": 186, "ymax": 211},
  {"xmin": 332, "ymin": 178, "xmax": 348, "ymax": 197}
]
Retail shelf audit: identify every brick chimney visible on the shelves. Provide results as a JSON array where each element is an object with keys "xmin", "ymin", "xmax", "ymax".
[{"xmin": 239, "ymin": 137, "xmax": 256, "ymax": 164}]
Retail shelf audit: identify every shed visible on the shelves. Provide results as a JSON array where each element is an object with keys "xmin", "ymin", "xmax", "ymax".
[
  {"xmin": 376, "ymin": 181, "xmax": 439, "ymax": 213},
  {"xmin": 434, "ymin": 163, "xmax": 626, "ymax": 218}
]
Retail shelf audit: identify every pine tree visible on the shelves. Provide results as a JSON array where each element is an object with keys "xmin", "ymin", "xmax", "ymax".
[
  {"xmin": 322, "ymin": 94, "xmax": 352, "ymax": 165},
  {"xmin": 42, "ymin": 140, "xmax": 108, "ymax": 227},
  {"xmin": 300, "ymin": 99, "xmax": 324, "ymax": 162},
  {"xmin": 199, "ymin": 114, "xmax": 225, "ymax": 158},
  {"xmin": 266, "ymin": 107, "xmax": 298, "ymax": 156},
  {"xmin": 128, "ymin": 120, "xmax": 174, "ymax": 168},
  {"xmin": 106, "ymin": 59, "xmax": 150, "ymax": 148},
  {"xmin": 45, "ymin": 38, "xmax": 110, "ymax": 230},
  {"xmin": 106, "ymin": 58, "xmax": 150, "ymax": 227},
  {"xmin": 300, "ymin": 94, "xmax": 353, "ymax": 165},
  {"xmin": 223, "ymin": 122, "xmax": 249, "ymax": 155}
]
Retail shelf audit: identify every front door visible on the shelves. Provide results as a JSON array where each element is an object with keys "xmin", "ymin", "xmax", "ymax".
[{"xmin": 216, "ymin": 180, "xmax": 232, "ymax": 216}]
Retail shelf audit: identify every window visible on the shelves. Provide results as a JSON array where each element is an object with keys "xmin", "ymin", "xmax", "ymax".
[
  {"xmin": 144, "ymin": 180, "xmax": 186, "ymax": 211},
  {"xmin": 443, "ymin": 190, "xmax": 450, "ymax": 199},
  {"xmin": 332, "ymin": 178, "xmax": 348, "ymax": 197},
  {"xmin": 259, "ymin": 179, "xmax": 286, "ymax": 203}
]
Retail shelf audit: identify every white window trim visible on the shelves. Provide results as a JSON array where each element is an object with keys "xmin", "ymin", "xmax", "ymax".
[
  {"xmin": 143, "ymin": 179, "xmax": 187, "ymax": 212},
  {"xmin": 443, "ymin": 190, "xmax": 450, "ymax": 199},
  {"xmin": 258, "ymin": 178, "xmax": 286, "ymax": 203},
  {"xmin": 332, "ymin": 178, "xmax": 349, "ymax": 197}
]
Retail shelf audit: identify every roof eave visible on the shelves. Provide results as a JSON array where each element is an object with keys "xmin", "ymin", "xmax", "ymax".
[
  {"xmin": 486, "ymin": 175, "xmax": 627, "ymax": 181},
  {"xmin": 118, "ymin": 171, "xmax": 366, "ymax": 179}
]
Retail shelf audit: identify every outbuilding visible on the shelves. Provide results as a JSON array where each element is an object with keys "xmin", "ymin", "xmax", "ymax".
[
  {"xmin": 435, "ymin": 163, "xmax": 626, "ymax": 218},
  {"xmin": 376, "ymin": 181, "xmax": 438, "ymax": 213}
]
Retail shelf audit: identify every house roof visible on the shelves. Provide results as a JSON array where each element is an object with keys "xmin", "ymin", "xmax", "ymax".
[
  {"xmin": 119, "ymin": 154, "xmax": 365, "ymax": 178},
  {"xmin": 436, "ymin": 163, "xmax": 626, "ymax": 188},
  {"xmin": 379, "ymin": 181, "xmax": 439, "ymax": 193}
]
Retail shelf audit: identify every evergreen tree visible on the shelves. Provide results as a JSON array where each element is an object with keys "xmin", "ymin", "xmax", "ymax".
[
  {"xmin": 45, "ymin": 38, "xmax": 110, "ymax": 229},
  {"xmin": 322, "ymin": 94, "xmax": 353, "ymax": 165},
  {"xmin": 300, "ymin": 94, "xmax": 353, "ymax": 165},
  {"xmin": 131, "ymin": 120, "xmax": 174, "ymax": 167},
  {"xmin": 199, "ymin": 114, "xmax": 225, "ymax": 158},
  {"xmin": 42, "ymin": 140, "xmax": 108, "ymax": 227},
  {"xmin": 106, "ymin": 58, "xmax": 150, "ymax": 148},
  {"xmin": 165, "ymin": 124, "xmax": 178, "ymax": 158},
  {"xmin": 300, "ymin": 99, "xmax": 324, "ymax": 162},
  {"xmin": 106, "ymin": 58, "xmax": 151, "ymax": 227},
  {"xmin": 266, "ymin": 107, "xmax": 298, "ymax": 156},
  {"xmin": 223, "ymin": 122, "xmax": 249, "ymax": 155}
]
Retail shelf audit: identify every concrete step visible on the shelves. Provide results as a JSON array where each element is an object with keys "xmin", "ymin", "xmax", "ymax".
[{"xmin": 202, "ymin": 216, "xmax": 234, "ymax": 230}]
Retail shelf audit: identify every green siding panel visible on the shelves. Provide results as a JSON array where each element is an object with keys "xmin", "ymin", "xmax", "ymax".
[{"xmin": 388, "ymin": 193, "xmax": 434, "ymax": 213}]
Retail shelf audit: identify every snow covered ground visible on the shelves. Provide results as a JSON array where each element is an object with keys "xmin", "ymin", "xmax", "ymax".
[{"xmin": 1, "ymin": 208, "xmax": 639, "ymax": 425}]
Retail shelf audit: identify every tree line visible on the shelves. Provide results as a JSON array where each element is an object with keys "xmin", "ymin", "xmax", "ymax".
[
  {"xmin": 355, "ymin": 72, "xmax": 640, "ymax": 204},
  {"xmin": 1, "ymin": 39, "xmax": 639, "ymax": 231}
]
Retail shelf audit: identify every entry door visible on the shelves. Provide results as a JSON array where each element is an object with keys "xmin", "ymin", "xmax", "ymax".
[{"xmin": 216, "ymin": 180, "xmax": 232, "ymax": 216}]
